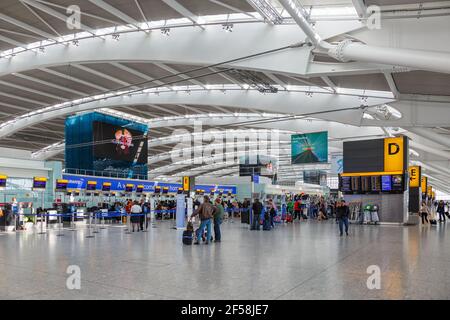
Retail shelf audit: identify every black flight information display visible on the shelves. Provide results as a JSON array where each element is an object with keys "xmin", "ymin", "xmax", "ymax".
[
  {"xmin": 339, "ymin": 174, "xmax": 405, "ymax": 194},
  {"xmin": 371, "ymin": 176, "xmax": 381, "ymax": 192},
  {"xmin": 361, "ymin": 176, "xmax": 371, "ymax": 193},
  {"xmin": 55, "ymin": 179, "xmax": 68, "ymax": 191},
  {"xmin": 102, "ymin": 183, "xmax": 111, "ymax": 192},
  {"xmin": 33, "ymin": 177, "xmax": 47, "ymax": 190},
  {"xmin": 87, "ymin": 182, "xmax": 97, "ymax": 191},
  {"xmin": 340, "ymin": 176, "xmax": 352, "ymax": 193},
  {"xmin": 0, "ymin": 175, "xmax": 7, "ymax": 188}
]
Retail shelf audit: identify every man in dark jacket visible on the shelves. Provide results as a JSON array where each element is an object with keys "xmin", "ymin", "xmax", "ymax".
[
  {"xmin": 336, "ymin": 200, "xmax": 350, "ymax": 236},
  {"xmin": 191, "ymin": 196, "xmax": 216, "ymax": 245},
  {"xmin": 251, "ymin": 199, "xmax": 263, "ymax": 230},
  {"xmin": 437, "ymin": 200, "xmax": 446, "ymax": 223}
]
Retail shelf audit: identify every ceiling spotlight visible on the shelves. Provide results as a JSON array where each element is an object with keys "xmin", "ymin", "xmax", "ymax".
[
  {"xmin": 39, "ymin": 46, "xmax": 45, "ymax": 53},
  {"xmin": 112, "ymin": 33, "xmax": 120, "ymax": 41},
  {"xmin": 161, "ymin": 28, "xmax": 170, "ymax": 36},
  {"xmin": 222, "ymin": 23, "xmax": 233, "ymax": 32},
  {"xmin": 72, "ymin": 39, "xmax": 79, "ymax": 46}
]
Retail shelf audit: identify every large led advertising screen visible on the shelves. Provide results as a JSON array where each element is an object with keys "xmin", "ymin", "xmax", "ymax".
[
  {"xmin": 93, "ymin": 121, "xmax": 148, "ymax": 164},
  {"xmin": 291, "ymin": 132, "xmax": 328, "ymax": 165},
  {"xmin": 93, "ymin": 121, "xmax": 148, "ymax": 177}
]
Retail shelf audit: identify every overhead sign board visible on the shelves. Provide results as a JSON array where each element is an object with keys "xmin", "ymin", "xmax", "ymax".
[{"xmin": 408, "ymin": 166, "xmax": 421, "ymax": 188}]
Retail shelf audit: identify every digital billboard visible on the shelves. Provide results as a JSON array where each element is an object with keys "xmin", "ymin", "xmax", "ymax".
[
  {"xmin": 93, "ymin": 121, "xmax": 148, "ymax": 177},
  {"xmin": 239, "ymin": 155, "xmax": 278, "ymax": 178},
  {"xmin": 291, "ymin": 132, "xmax": 328, "ymax": 165}
]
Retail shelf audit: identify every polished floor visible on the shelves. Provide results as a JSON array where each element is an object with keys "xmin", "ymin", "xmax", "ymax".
[{"xmin": 0, "ymin": 218, "xmax": 449, "ymax": 300}]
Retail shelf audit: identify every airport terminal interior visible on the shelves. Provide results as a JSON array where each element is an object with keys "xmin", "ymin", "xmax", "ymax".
[{"xmin": 0, "ymin": 0, "xmax": 450, "ymax": 301}]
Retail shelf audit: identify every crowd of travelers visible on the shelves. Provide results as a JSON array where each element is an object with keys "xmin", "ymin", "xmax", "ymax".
[{"xmin": 420, "ymin": 200, "xmax": 450, "ymax": 225}]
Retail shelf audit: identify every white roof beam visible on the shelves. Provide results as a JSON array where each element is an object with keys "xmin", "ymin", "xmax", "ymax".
[
  {"xmin": 88, "ymin": 0, "xmax": 141, "ymax": 29},
  {"xmin": 121, "ymin": 106, "xmax": 158, "ymax": 119},
  {"xmin": 154, "ymin": 62, "xmax": 206, "ymax": 89},
  {"xmin": 383, "ymin": 72, "xmax": 399, "ymax": 99},
  {"xmin": 39, "ymin": 67, "xmax": 109, "ymax": 92},
  {"xmin": 284, "ymin": 74, "xmax": 334, "ymax": 93},
  {"xmin": 72, "ymin": 64, "xmax": 132, "ymax": 87},
  {"xmin": 0, "ymin": 80, "xmax": 67, "ymax": 101},
  {"xmin": 12, "ymin": 73, "xmax": 87, "ymax": 96},
  {"xmin": 134, "ymin": 0, "xmax": 150, "ymax": 28},
  {"xmin": 0, "ymin": 13, "xmax": 56, "ymax": 39},
  {"xmin": 352, "ymin": 0, "xmax": 368, "ymax": 19},
  {"xmin": 321, "ymin": 76, "xmax": 337, "ymax": 93},
  {"xmin": 264, "ymin": 72, "xmax": 287, "ymax": 89},
  {"xmin": 178, "ymin": 104, "xmax": 200, "ymax": 114},
  {"xmin": 245, "ymin": 0, "xmax": 283, "ymax": 25},
  {"xmin": 0, "ymin": 91, "xmax": 47, "ymax": 106},
  {"xmin": 161, "ymin": 0, "xmax": 205, "ymax": 29},
  {"xmin": 0, "ymin": 101, "xmax": 30, "ymax": 112},
  {"xmin": 211, "ymin": 105, "xmax": 232, "ymax": 114},
  {"xmin": 208, "ymin": 0, "xmax": 257, "ymax": 18},
  {"xmin": 208, "ymin": 67, "xmax": 244, "ymax": 89},
  {"xmin": 0, "ymin": 34, "xmax": 28, "ymax": 49},
  {"xmin": 148, "ymin": 104, "xmax": 180, "ymax": 117},
  {"xmin": 20, "ymin": 1, "xmax": 62, "ymax": 37},
  {"xmin": 20, "ymin": 0, "xmax": 97, "ymax": 35},
  {"xmin": 110, "ymin": 62, "xmax": 169, "ymax": 88}
]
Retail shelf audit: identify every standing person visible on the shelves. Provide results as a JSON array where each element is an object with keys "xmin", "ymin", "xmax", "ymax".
[
  {"xmin": 268, "ymin": 199, "xmax": 277, "ymax": 228},
  {"xmin": 191, "ymin": 196, "xmax": 216, "ymax": 245},
  {"xmin": 251, "ymin": 198, "xmax": 263, "ymax": 230},
  {"xmin": 437, "ymin": 200, "xmax": 446, "ymax": 223},
  {"xmin": 445, "ymin": 201, "xmax": 450, "ymax": 219},
  {"xmin": 336, "ymin": 200, "xmax": 350, "ymax": 236},
  {"xmin": 318, "ymin": 201, "xmax": 327, "ymax": 221},
  {"xmin": 130, "ymin": 200, "xmax": 142, "ymax": 232},
  {"xmin": 213, "ymin": 198, "xmax": 225, "ymax": 242},
  {"xmin": 419, "ymin": 201, "xmax": 430, "ymax": 225},
  {"xmin": 293, "ymin": 198, "xmax": 301, "ymax": 221}
]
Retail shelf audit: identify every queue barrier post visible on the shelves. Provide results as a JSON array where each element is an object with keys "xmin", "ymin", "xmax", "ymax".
[
  {"xmin": 86, "ymin": 211, "xmax": 94, "ymax": 238},
  {"xmin": 125, "ymin": 212, "xmax": 132, "ymax": 234},
  {"xmin": 57, "ymin": 212, "xmax": 64, "ymax": 237},
  {"xmin": 142, "ymin": 211, "xmax": 148, "ymax": 232},
  {"xmin": 38, "ymin": 211, "xmax": 46, "ymax": 235},
  {"xmin": 69, "ymin": 211, "xmax": 76, "ymax": 231},
  {"xmin": 100, "ymin": 211, "xmax": 107, "ymax": 229},
  {"xmin": 93, "ymin": 211, "xmax": 99, "ymax": 234}
]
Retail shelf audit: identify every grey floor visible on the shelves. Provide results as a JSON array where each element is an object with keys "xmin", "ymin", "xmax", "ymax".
[{"xmin": 1, "ymin": 218, "xmax": 449, "ymax": 300}]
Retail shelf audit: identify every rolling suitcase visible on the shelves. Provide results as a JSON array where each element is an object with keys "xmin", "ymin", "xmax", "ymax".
[
  {"xmin": 286, "ymin": 213, "xmax": 293, "ymax": 223},
  {"xmin": 371, "ymin": 211, "xmax": 379, "ymax": 224},
  {"xmin": 183, "ymin": 230, "xmax": 193, "ymax": 245}
]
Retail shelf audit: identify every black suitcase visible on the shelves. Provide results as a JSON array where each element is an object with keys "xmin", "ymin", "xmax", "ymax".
[{"xmin": 183, "ymin": 230, "xmax": 193, "ymax": 245}]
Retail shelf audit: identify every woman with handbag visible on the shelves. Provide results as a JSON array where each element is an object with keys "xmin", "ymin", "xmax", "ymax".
[{"xmin": 419, "ymin": 201, "xmax": 429, "ymax": 225}]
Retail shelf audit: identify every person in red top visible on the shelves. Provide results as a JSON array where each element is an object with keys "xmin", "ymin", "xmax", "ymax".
[{"xmin": 293, "ymin": 198, "xmax": 302, "ymax": 221}]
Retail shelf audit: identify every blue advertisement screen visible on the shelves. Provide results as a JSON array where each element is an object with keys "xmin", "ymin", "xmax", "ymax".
[
  {"xmin": 382, "ymin": 175, "xmax": 392, "ymax": 191},
  {"xmin": 291, "ymin": 131, "xmax": 328, "ymax": 164}
]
